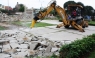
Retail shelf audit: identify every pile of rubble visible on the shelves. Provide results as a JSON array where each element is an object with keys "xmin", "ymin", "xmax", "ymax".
[
  {"xmin": 0, "ymin": 13, "xmax": 13, "ymax": 22},
  {"xmin": 0, "ymin": 30, "xmax": 63, "ymax": 58},
  {"xmin": 0, "ymin": 12, "xmax": 33, "ymax": 22}
]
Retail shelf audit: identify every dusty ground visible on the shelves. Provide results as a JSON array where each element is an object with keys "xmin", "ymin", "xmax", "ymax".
[{"xmin": 0, "ymin": 22, "xmax": 23, "ymax": 30}]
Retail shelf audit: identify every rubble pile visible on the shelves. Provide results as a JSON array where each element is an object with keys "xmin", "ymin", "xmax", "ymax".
[
  {"xmin": 0, "ymin": 30, "xmax": 63, "ymax": 58},
  {"xmin": 0, "ymin": 13, "xmax": 33, "ymax": 22}
]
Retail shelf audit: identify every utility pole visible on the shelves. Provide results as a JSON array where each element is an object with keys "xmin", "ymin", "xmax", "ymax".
[{"xmin": 8, "ymin": 0, "xmax": 9, "ymax": 11}]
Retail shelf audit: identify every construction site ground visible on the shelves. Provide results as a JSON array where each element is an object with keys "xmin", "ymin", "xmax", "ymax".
[
  {"xmin": 1, "ymin": 20, "xmax": 95, "ymax": 43},
  {"xmin": 24, "ymin": 20, "xmax": 95, "ymax": 41},
  {"xmin": 0, "ymin": 20, "xmax": 95, "ymax": 58}
]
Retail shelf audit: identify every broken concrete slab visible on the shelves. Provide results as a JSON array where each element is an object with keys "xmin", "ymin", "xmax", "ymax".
[
  {"xmin": 10, "ymin": 40, "xmax": 18, "ymax": 43},
  {"xmin": 28, "ymin": 49, "xmax": 37, "ymax": 56},
  {"xmin": 51, "ymin": 47, "xmax": 60, "ymax": 52},
  {"xmin": 10, "ymin": 43, "xmax": 20, "ymax": 49},
  {"xmin": 44, "ymin": 44, "xmax": 52, "ymax": 53},
  {"xmin": 20, "ymin": 49, "xmax": 28, "ymax": 52},
  {"xmin": 43, "ymin": 52, "xmax": 53, "ymax": 57},
  {"xmin": 29, "ymin": 41, "xmax": 40, "ymax": 50},
  {"xmin": 23, "ymin": 37, "xmax": 29, "ymax": 41},
  {"xmin": 16, "ymin": 49, "xmax": 21, "ymax": 52},
  {"xmin": 7, "ymin": 37, "xmax": 16, "ymax": 40},
  {"xmin": 19, "ymin": 44, "xmax": 28, "ymax": 49},
  {"xmin": 3, "ymin": 44, "xmax": 11, "ymax": 51},
  {"xmin": 11, "ymin": 54, "xmax": 25, "ymax": 58},
  {"xmin": 0, "ymin": 53, "xmax": 11, "ymax": 58},
  {"xmin": 40, "ymin": 41, "xmax": 47, "ymax": 45},
  {"xmin": 10, "ymin": 50, "xmax": 29, "ymax": 57},
  {"xmin": 3, "ymin": 49, "xmax": 17, "ymax": 54},
  {"xmin": 0, "ymin": 46, "xmax": 2, "ymax": 53}
]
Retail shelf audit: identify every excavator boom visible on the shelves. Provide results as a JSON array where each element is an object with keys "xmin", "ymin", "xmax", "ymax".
[{"xmin": 30, "ymin": 1, "xmax": 56, "ymax": 28}]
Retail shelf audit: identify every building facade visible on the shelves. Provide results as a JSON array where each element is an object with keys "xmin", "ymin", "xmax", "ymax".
[{"xmin": 0, "ymin": 4, "xmax": 5, "ymax": 10}]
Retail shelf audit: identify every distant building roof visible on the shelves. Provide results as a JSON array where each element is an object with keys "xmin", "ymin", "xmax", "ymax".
[{"xmin": 5, "ymin": 6, "xmax": 13, "ymax": 10}]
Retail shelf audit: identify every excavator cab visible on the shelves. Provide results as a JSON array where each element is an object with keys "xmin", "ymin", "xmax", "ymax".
[
  {"xmin": 67, "ymin": 4, "xmax": 83, "ymax": 19},
  {"xmin": 67, "ymin": 5, "xmax": 84, "ymax": 24},
  {"xmin": 67, "ymin": 4, "xmax": 88, "ymax": 28}
]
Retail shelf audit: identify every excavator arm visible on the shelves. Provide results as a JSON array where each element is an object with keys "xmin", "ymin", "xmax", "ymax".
[
  {"xmin": 30, "ymin": 1, "xmax": 56, "ymax": 28},
  {"xmin": 54, "ymin": 6, "xmax": 70, "ymax": 28}
]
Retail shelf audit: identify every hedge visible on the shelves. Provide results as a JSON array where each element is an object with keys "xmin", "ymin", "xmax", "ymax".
[{"xmin": 59, "ymin": 34, "xmax": 95, "ymax": 58}]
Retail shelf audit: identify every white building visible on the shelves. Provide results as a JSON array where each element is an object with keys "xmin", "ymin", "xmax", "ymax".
[{"xmin": 0, "ymin": 4, "xmax": 5, "ymax": 10}]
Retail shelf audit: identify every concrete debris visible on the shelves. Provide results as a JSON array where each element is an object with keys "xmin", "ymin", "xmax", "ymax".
[
  {"xmin": 29, "ymin": 42, "xmax": 40, "ymax": 50},
  {"xmin": 28, "ymin": 50, "xmax": 37, "ymax": 55},
  {"xmin": 16, "ymin": 49, "xmax": 21, "ymax": 52},
  {"xmin": 10, "ymin": 43, "xmax": 20, "ymax": 49},
  {"xmin": 0, "ymin": 53, "xmax": 11, "ymax": 58},
  {"xmin": 44, "ymin": 44, "xmax": 52, "ymax": 53},
  {"xmin": 0, "ymin": 30, "xmax": 63, "ymax": 58},
  {"xmin": 51, "ymin": 47, "xmax": 60, "ymax": 52},
  {"xmin": 19, "ymin": 44, "xmax": 28, "ymax": 49},
  {"xmin": 3, "ymin": 44, "xmax": 11, "ymax": 51},
  {"xmin": 10, "ymin": 40, "xmax": 18, "ymax": 43},
  {"xmin": 3, "ymin": 49, "xmax": 17, "ymax": 54}
]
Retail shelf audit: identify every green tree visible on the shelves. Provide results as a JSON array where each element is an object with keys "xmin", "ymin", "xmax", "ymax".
[
  {"xmin": 76, "ymin": 2, "xmax": 84, "ymax": 7},
  {"xmin": 0, "ymin": 9, "xmax": 8, "ymax": 13},
  {"xmin": 84, "ymin": 6, "xmax": 94, "ymax": 16},
  {"xmin": 19, "ymin": 4, "xmax": 25, "ymax": 12}
]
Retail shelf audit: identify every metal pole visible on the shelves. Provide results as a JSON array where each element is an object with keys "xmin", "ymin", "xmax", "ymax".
[{"xmin": 8, "ymin": 0, "xmax": 9, "ymax": 11}]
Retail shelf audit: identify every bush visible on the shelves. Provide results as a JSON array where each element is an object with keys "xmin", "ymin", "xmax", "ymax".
[
  {"xmin": 59, "ymin": 34, "xmax": 95, "ymax": 58},
  {"xmin": 50, "ymin": 53, "xmax": 58, "ymax": 58},
  {"xmin": 88, "ymin": 21, "xmax": 95, "ymax": 26}
]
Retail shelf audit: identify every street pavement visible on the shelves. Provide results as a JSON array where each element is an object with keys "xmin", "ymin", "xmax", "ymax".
[{"xmin": 21, "ymin": 20, "xmax": 95, "ymax": 42}]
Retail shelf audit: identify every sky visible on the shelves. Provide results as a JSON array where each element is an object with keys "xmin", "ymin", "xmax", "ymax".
[{"xmin": 0, "ymin": 0, "xmax": 95, "ymax": 9}]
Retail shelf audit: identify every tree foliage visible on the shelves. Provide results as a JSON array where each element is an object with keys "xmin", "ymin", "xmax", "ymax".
[
  {"xmin": 0, "ymin": 9, "xmax": 8, "ymax": 13},
  {"xmin": 19, "ymin": 4, "xmax": 25, "ymax": 12},
  {"xmin": 84, "ymin": 6, "xmax": 94, "ymax": 16},
  {"xmin": 76, "ymin": 2, "xmax": 84, "ymax": 8},
  {"xmin": 60, "ymin": 34, "xmax": 95, "ymax": 58},
  {"xmin": 63, "ymin": 1, "xmax": 94, "ymax": 16}
]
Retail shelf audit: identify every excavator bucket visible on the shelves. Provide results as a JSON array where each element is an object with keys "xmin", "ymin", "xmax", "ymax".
[{"xmin": 30, "ymin": 19, "xmax": 36, "ymax": 28}]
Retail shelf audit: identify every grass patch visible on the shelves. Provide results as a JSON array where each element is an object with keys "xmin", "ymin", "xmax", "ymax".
[
  {"xmin": 0, "ymin": 26, "xmax": 6, "ymax": 30},
  {"xmin": 88, "ymin": 21, "xmax": 95, "ymax": 25},
  {"xmin": 11, "ymin": 21, "xmax": 55, "ymax": 27},
  {"xmin": 24, "ymin": 22, "xmax": 55, "ymax": 27}
]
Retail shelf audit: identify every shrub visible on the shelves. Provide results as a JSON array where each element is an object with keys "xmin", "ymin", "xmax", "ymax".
[{"xmin": 59, "ymin": 34, "xmax": 95, "ymax": 58}]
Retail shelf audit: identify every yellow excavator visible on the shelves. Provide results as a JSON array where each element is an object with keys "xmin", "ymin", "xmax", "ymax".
[{"xmin": 30, "ymin": 1, "xmax": 88, "ymax": 32}]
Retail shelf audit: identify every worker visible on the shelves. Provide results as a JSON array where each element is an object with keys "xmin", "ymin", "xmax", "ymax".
[{"xmin": 71, "ymin": 10, "xmax": 77, "ymax": 20}]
